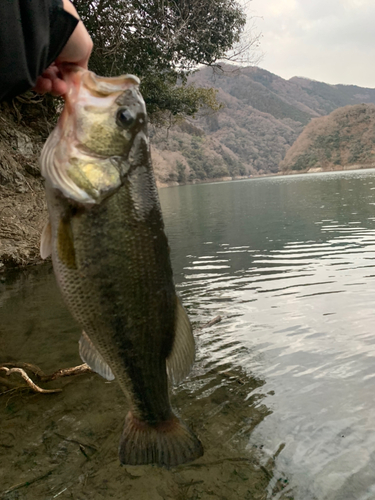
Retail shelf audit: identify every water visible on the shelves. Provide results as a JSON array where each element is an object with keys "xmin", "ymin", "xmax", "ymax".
[{"xmin": 2, "ymin": 169, "xmax": 375, "ymax": 499}]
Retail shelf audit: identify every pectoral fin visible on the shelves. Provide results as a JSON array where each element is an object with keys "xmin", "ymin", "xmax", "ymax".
[
  {"xmin": 40, "ymin": 220, "xmax": 52, "ymax": 259},
  {"xmin": 79, "ymin": 331, "xmax": 115, "ymax": 381},
  {"xmin": 166, "ymin": 297, "xmax": 195, "ymax": 385}
]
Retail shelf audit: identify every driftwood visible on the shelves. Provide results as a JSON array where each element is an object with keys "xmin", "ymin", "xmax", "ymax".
[
  {"xmin": 0, "ymin": 316, "xmax": 222, "ymax": 395},
  {"xmin": 0, "ymin": 363, "xmax": 92, "ymax": 395},
  {"xmin": 0, "ymin": 366, "xmax": 62, "ymax": 394}
]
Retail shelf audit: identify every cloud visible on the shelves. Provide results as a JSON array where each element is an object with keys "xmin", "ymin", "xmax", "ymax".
[
  {"xmin": 297, "ymin": 0, "xmax": 346, "ymax": 21},
  {"xmin": 248, "ymin": 0, "xmax": 375, "ymax": 87}
]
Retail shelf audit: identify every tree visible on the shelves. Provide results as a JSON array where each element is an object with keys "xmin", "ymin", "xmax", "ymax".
[{"xmin": 73, "ymin": 0, "xmax": 249, "ymax": 120}]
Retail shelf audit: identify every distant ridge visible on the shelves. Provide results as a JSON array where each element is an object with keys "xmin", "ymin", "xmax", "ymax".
[
  {"xmin": 151, "ymin": 65, "xmax": 375, "ymax": 185},
  {"xmin": 280, "ymin": 104, "xmax": 375, "ymax": 173}
]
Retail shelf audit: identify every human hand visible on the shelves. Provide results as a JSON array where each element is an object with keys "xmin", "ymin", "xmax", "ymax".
[
  {"xmin": 33, "ymin": 0, "xmax": 93, "ymax": 96},
  {"xmin": 33, "ymin": 63, "xmax": 69, "ymax": 96}
]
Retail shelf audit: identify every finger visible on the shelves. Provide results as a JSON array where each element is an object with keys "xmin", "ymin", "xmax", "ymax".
[
  {"xmin": 51, "ymin": 78, "xmax": 68, "ymax": 97},
  {"xmin": 33, "ymin": 77, "xmax": 52, "ymax": 94},
  {"xmin": 41, "ymin": 65, "xmax": 60, "ymax": 80}
]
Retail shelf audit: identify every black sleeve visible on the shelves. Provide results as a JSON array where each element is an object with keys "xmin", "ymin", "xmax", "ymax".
[{"xmin": 0, "ymin": 0, "xmax": 78, "ymax": 101}]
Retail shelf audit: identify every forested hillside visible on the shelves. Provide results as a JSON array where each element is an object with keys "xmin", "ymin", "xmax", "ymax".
[
  {"xmin": 281, "ymin": 104, "xmax": 375, "ymax": 173},
  {"xmin": 152, "ymin": 65, "xmax": 375, "ymax": 183},
  {"xmin": 3, "ymin": 65, "xmax": 375, "ymax": 266}
]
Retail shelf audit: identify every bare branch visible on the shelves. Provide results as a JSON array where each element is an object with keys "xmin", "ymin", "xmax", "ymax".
[
  {"xmin": 0, "ymin": 363, "xmax": 92, "ymax": 395},
  {"xmin": 41, "ymin": 364, "xmax": 92, "ymax": 382},
  {"xmin": 0, "ymin": 366, "xmax": 62, "ymax": 394}
]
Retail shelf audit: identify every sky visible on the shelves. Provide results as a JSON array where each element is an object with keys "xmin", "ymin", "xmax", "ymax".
[{"xmin": 247, "ymin": 0, "xmax": 375, "ymax": 88}]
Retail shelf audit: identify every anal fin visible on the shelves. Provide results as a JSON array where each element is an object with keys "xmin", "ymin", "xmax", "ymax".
[
  {"xmin": 79, "ymin": 331, "xmax": 115, "ymax": 381},
  {"xmin": 166, "ymin": 297, "xmax": 195, "ymax": 385}
]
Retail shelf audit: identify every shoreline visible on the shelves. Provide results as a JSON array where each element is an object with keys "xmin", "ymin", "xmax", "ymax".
[
  {"xmin": 2, "ymin": 164, "xmax": 375, "ymax": 271},
  {"xmin": 157, "ymin": 162, "xmax": 375, "ymax": 189}
]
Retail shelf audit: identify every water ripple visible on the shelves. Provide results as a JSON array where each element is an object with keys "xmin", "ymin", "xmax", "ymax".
[{"xmin": 157, "ymin": 171, "xmax": 375, "ymax": 499}]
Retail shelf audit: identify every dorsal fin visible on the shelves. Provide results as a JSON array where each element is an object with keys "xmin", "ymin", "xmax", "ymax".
[
  {"xmin": 166, "ymin": 297, "xmax": 195, "ymax": 385},
  {"xmin": 79, "ymin": 331, "xmax": 115, "ymax": 381}
]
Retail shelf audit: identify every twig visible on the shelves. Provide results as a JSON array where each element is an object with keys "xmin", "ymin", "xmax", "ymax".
[
  {"xmin": 0, "ymin": 387, "xmax": 28, "ymax": 397},
  {"xmin": 178, "ymin": 456, "xmax": 257, "ymax": 470},
  {"xmin": 0, "ymin": 367, "xmax": 61, "ymax": 394},
  {"xmin": 0, "ymin": 362, "xmax": 93, "ymax": 395},
  {"xmin": 41, "ymin": 363, "xmax": 91, "ymax": 382},
  {"xmin": 0, "ymin": 362, "xmax": 92, "ymax": 382},
  {"xmin": 54, "ymin": 432, "xmax": 97, "ymax": 452},
  {"xmin": 198, "ymin": 315, "xmax": 222, "ymax": 330},
  {"xmin": 0, "ymin": 362, "xmax": 45, "ymax": 378},
  {"xmin": 1, "ymin": 467, "xmax": 57, "ymax": 498}
]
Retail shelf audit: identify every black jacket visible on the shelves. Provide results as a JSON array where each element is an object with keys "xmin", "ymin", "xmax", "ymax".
[{"xmin": 0, "ymin": 0, "xmax": 78, "ymax": 101}]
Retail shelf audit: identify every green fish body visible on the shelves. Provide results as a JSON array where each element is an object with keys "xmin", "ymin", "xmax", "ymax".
[{"xmin": 40, "ymin": 68, "xmax": 203, "ymax": 467}]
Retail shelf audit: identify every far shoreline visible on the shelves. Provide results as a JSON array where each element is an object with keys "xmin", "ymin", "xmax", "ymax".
[
  {"xmin": 3, "ymin": 163, "xmax": 375, "ymax": 271},
  {"xmin": 156, "ymin": 162, "xmax": 375, "ymax": 189}
]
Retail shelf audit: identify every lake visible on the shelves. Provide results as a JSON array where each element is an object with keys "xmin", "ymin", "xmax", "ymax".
[{"xmin": 2, "ymin": 169, "xmax": 375, "ymax": 499}]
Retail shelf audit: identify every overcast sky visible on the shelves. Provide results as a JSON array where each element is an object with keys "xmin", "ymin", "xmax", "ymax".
[{"xmin": 248, "ymin": 0, "xmax": 375, "ymax": 88}]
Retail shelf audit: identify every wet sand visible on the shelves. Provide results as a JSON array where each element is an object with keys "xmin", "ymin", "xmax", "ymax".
[
  {"xmin": 0, "ymin": 266, "xmax": 293, "ymax": 500},
  {"xmin": 0, "ymin": 368, "xmax": 292, "ymax": 500}
]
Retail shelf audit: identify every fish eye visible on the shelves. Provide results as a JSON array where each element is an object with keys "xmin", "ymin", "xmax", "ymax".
[{"xmin": 116, "ymin": 108, "xmax": 135, "ymax": 129}]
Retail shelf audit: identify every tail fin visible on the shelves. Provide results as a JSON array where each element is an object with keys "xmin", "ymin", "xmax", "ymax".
[{"xmin": 118, "ymin": 411, "xmax": 203, "ymax": 467}]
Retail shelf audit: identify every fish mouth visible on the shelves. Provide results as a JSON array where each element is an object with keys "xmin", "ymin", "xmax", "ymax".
[
  {"xmin": 84, "ymin": 71, "xmax": 140, "ymax": 95},
  {"xmin": 61, "ymin": 66, "xmax": 140, "ymax": 103},
  {"xmin": 57, "ymin": 66, "xmax": 142, "ymax": 155}
]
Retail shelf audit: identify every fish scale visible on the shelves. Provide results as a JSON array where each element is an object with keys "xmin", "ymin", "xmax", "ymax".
[{"xmin": 40, "ymin": 67, "xmax": 203, "ymax": 467}]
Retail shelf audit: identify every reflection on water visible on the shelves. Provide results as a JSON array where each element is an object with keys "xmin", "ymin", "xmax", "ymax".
[
  {"xmin": 3, "ymin": 169, "xmax": 375, "ymax": 499},
  {"xmin": 158, "ymin": 170, "xmax": 375, "ymax": 500}
]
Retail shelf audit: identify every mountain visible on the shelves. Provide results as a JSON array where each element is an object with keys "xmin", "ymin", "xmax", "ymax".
[
  {"xmin": 3, "ymin": 68, "xmax": 375, "ymax": 267},
  {"xmin": 151, "ymin": 66, "xmax": 375, "ymax": 184},
  {"xmin": 280, "ymin": 104, "xmax": 375, "ymax": 173}
]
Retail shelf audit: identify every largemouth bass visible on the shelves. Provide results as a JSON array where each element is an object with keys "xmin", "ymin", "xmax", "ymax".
[{"xmin": 39, "ymin": 67, "xmax": 203, "ymax": 467}]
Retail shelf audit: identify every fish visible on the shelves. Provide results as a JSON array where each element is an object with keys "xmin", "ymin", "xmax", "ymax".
[{"xmin": 39, "ymin": 66, "xmax": 203, "ymax": 467}]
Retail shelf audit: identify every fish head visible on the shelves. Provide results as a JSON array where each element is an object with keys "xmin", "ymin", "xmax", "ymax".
[
  {"xmin": 41, "ymin": 66, "xmax": 149, "ymax": 203},
  {"xmin": 61, "ymin": 67, "xmax": 146, "ymax": 157}
]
